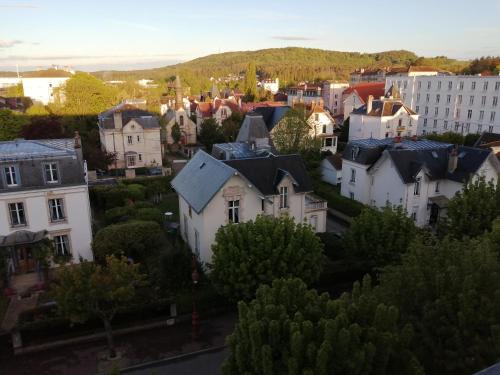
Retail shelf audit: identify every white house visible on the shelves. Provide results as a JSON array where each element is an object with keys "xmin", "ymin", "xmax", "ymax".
[
  {"xmin": 342, "ymin": 82, "xmax": 386, "ymax": 120},
  {"xmin": 98, "ymin": 103, "xmax": 163, "ymax": 169},
  {"xmin": 348, "ymin": 87, "xmax": 419, "ymax": 141},
  {"xmin": 287, "ymin": 83, "xmax": 323, "ymax": 106},
  {"xmin": 350, "ymin": 68, "xmax": 389, "ymax": 85},
  {"xmin": 260, "ymin": 78, "xmax": 280, "ymax": 94},
  {"xmin": 21, "ymin": 76, "xmax": 71, "ymax": 105},
  {"xmin": 0, "ymin": 77, "xmax": 22, "ymax": 89},
  {"xmin": 195, "ymin": 98, "xmax": 241, "ymax": 126},
  {"xmin": 321, "ymin": 154, "xmax": 342, "ymax": 185},
  {"xmin": 171, "ymin": 151, "xmax": 327, "ymax": 264},
  {"xmin": 0, "ymin": 137, "xmax": 93, "ymax": 281},
  {"xmin": 385, "ymin": 73, "xmax": 500, "ymax": 135},
  {"xmin": 305, "ymin": 103, "xmax": 338, "ymax": 153},
  {"xmin": 341, "ymin": 137, "xmax": 500, "ymax": 226},
  {"xmin": 322, "ymin": 82, "xmax": 349, "ymax": 116}
]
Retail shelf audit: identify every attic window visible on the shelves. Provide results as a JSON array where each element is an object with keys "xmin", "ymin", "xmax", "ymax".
[
  {"xmin": 431, "ymin": 151, "xmax": 438, "ymax": 158},
  {"xmin": 199, "ymin": 162, "xmax": 206, "ymax": 169}
]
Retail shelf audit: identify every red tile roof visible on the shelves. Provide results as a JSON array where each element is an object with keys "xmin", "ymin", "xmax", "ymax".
[
  {"xmin": 197, "ymin": 102, "xmax": 212, "ymax": 117},
  {"xmin": 343, "ymin": 82, "xmax": 385, "ymax": 104}
]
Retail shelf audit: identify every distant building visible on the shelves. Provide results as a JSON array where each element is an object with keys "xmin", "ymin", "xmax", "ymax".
[
  {"xmin": 348, "ymin": 85, "xmax": 419, "ymax": 141},
  {"xmin": 342, "ymin": 82, "xmax": 386, "ymax": 120},
  {"xmin": 98, "ymin": 103, "xmax": 162, "ymax": 169},
  {"xmin": 0, "ymin": 77, "xmax": 22, "ymax": 89},
  {"xmin": 171, "ymin": 150, "xmax": 327, "ymax": 263},
  {"xmin": 303, "ymin": 102, "xmax": 339, "ymax": 153},
  {"xmin": 322, "ymin": 82, "xmax": 349, "ymax": 116},
  {"xmin": 474, "ymin": 132, "xmax": 500, "ymax": 156},
  {"xmin": 0, "ymin": 136, "xmax": 93, "ymax": 279},
  {"xmin": 385, "ymin": 73, "xmax": 500, "ymax": 136},
  {"xmin": 195, "ymin": 98, "xmax": 241, "ymax": 126},
  {"xmin": 350, "ymin": 68, "xmax": 389, "ymax": 85},
  {"xmin": 287, "ymin": 83, "xmax": 323, "ymax": 106},
  {"xmin": 341, "ymin": 137, "xmax": 500, "ymax": 226},
  {"xmin": 259, "ymin": 78, "xmax": 280, "ymax": 94}
]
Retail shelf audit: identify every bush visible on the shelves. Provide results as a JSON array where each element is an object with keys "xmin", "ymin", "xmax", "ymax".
[
  {"xmin": 132, "ymin": 201, "xmax": 154, "ymax": 209},
  {"xmin": 126, "ymin": 184, "xmax": 146, "ymax": 201},
  {"xmin": 314, "ymin": 182, "xmax": 363, "ymax": 217},
  {"xmin": 104, "ymin": 206, "xmax": 132, "ymax": 225},
  {"xmin": 133, "ymin": 207, "xmax": 163, "ymax": 224}
]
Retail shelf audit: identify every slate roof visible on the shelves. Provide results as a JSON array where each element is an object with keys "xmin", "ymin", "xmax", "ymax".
[
  {"xmin": 253, "ymin": 106, "xmax": 291, "ymax": 131},
  {"xmin": 324, "ymin": 153, "xmax": 342, "ymax": 170},
  {"xmin": 99, "ymin": 103, "xmax": 160, "ymax": 129},
  {"xmin": 352, "ymin": 99, "xmax": 416, "ymax": 117},
  {"xmin": 236, "ymin": 113, "xmax": 270, "ymax": 143},
  {"xmin": 0, "ymin": 139, "xmax": 76, "ymax": 161},
  {"xmin": 474, "ymin": 362, "xmax": 500, "ymax": 375},
  {"xmin": 224, "ymin": 154, "xmax": 312, "ymax": 195},
  {"xmin": 474, "ymin": 132, "xmax": 500, "ymax": 148},
  {"xmin": 0, "ymin": 230, "xmax": 47, "ymax": 247},
  {"xmin": 343, "ymin": 137, "xmax": 496, "ymax": 183}
]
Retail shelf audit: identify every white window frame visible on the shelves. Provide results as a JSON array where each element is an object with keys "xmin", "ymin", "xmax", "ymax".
[
  {"xmin": 279, "ymin": 187, "xmax": 288, "ymax": 209},
  {"xmin": 44, "ymin": 163, "xmax": 59, "ymax": 184},
  {"xmin": 48, "ymin": 198, "xmax": 65, "ymax": 222},
  {"xmin": 53, "ymin": 234, "xmax": 71, "ymax": 256},
  {"xmin": 126, "ymin": 155, "xmax": 136, "ymax": 167},
  {"xmin": 9, "ymin": 202, "xmax": 26, "ymax": 226},
  {"xmin": 350, "ymin": 168, "xmax": 356, "ymax": 183},
  {"xmin": 228, "ymin": 199, "xmax": 240, "ymax": 222},
  {"xmin": 4, "ymin": 165, "xmax": 19, "ymax": 187},
  {"xmin": 414, "ymin": 177, "xmax": 421, "ymax": 196},
  {"xmin": 127, "ymin": 135, "xmax": 133, "ymax": 145}
]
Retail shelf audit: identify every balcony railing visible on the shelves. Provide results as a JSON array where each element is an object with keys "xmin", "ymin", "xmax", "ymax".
[{"xmin": 305, "ymin": 194, "xmax": 327, "ymax": 211}]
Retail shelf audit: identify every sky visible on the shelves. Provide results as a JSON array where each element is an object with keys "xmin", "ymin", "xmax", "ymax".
[{"xmin": 0, "ymin": 0, "xmax": 499, "ymax": 72}]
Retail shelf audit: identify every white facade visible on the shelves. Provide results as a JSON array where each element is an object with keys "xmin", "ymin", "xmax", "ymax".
[
  {"xmin": 0, "ymin": 77, "xmax": 22, "ymax": 89},
  {"xmin": 261, "ymin": 78, "xmax": 279, "ymax": 94},
  {"xmin": 323, "ymin": 82, "xmax": 349, "ymax": 116},
  {"xmin": 21, "ymin": 77, "xmax": 69, "ymax": 105},
  {"xmin": 321, "ymin": 158, "xmax": 341, "ymax": 185},
  {"xmin": 385, "ymin": 75, "xmax": 500, "ymax": 136},
  {"xmin": 343, "ymin": 91, "xmax": 365, "ymax": 120},
  {"xmin": 307, "ymin": 110, "xmax": 338, "ymax": 153}
]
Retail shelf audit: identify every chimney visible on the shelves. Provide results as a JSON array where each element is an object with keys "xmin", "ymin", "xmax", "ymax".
[
  {"xmin": 74, "ymin": 131, "xmax": 83, "ymax": 163},
  {"xmin": 113, "ymin": 111, "xmax": 123, "ymax": 130},
  {"xmin": 366, "ymin": 95, "xmax": 373, "ymax": 113},
  {"xmin": 448, "ymin": 146, "xmax": 458, "ymax": 173}
]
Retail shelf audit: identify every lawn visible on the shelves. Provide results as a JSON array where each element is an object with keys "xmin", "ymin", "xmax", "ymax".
[{"xmin": 157, "ymin": 193, "xmax": 180, "ymax": 222}]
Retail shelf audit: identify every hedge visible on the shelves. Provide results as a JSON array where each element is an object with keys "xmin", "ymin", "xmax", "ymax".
[{"xmin": 314, "ymin": 182, "xmax": 364, "ymax": 217}]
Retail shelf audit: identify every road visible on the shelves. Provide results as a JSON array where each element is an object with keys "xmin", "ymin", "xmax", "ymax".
[{"xmin": 124, "ymin": 347, "xmax": 228, "ymax": 375}]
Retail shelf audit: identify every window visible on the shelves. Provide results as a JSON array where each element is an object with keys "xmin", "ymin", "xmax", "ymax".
[
  {"xmin": 416, "ymin": 93, "xmax": 420, "ymax": 102},
  {"xmin": 493, "ymin": 97, "xmax": 498, "ymax": 107},
  {"xmin": 427, "ymin": 81, "xmax": 431, "ymax": 90},
  {"xmin": 309, "ymin": 215, "xmax": 318, "ymax": 232},
  {"xmin": 446, "ymin": 94, "xmax": 451, "ymax": 104},
  {"xmin": 188, "ymin": 205, "xmax": 192, "ymax": 218},
  {"xmin": 472, "ymin": 81, "xmax": 476, "ymax": 90},
  {"xmin": 489, "ymin": 125, "xmax": 494, "ymax": 132},
  {"xmin": 350, "ymin": 168, "xmax": 356, "ymax": 183},
  {"xmin": 491, "ymin": 112, "xmax": 496, "ymax": 123},
  {"xmin": 444, "ymin": 120, "xmax": 448, "ymax": 130},
  {"xmin": 398, "ymin": 118, "xmax": 403, "ymax": 127},
  {"xmin": 4, "ymin": 166, "xmax": 18, "ymax": 186},
  {"xmin": 484, "ymin": 82, "xmax": 489, "ymax": 91},
  {"xmin": 433, "ymin": 119, "xmax": 437, "ymax": 128},
  {"xmin": 54, "ymin": 235, "xmax": 71, "ymax": 256},
  {"xmin": 426, "ymin": 93, "xmax": 430, "ymax": 103},
  {"xmin": 477, "ymin": 124, "xmax": 482, "ymax": 133},
  {"xmin": 465, "ymin": 123, "xmax": 470, "ymax": 133},
  {"xmin": 448, "ymin": 81, "xmax": 453, "ymax": 90},
  {"xmin": 445, "ymin": 107, "xmax": 450, "ymax": 117},
  {"xmin": 324, "ymin": 138, "xmax": 333, "ymax": 147},
  {"xmin": 418, "ymin": 81, "xmax": 422, "ymax": 90},
  {"xmin": 261, "ymin": 199, "xmax": 265, "ymax": 212},
  {"xmin": 183, "ymin": 214, "xmax": 188, "ymax": 239},
  {"xmin": 456, "ymin": 108, "xmax": 461, "ymax": 118},
  {"xmin": 136, "ymin": 135, "xmax": 140, "ymax": 143},
  {"xmin": 457, "ymin": 95, "xmax": 462, "ymax": 105},
  {"xmin": 349, "ymin": 192, "xmax": 354, "ymax": 200},
  {"xmin": 179, "ymin": 115, "xmax": 184, "ymax": 126},
  {"xmin": 279, "ymin": 187, "xmax": 288, "ymax": 209},
  {"xmin": 48, "ymin": 198, "xmax": 65, "ymax": 222},
  {"xmin": 9, "ymin": 202, "xmax": 26, "ymax": 226},
  {"xmin": 315, "ymin": 113, "xmax": 319, "ymax": 121},
  {"xmin": 482, "ymin": 96, "xmax": 487, "ymax": 106},
  {"xmin": 495, "ymin": 82, "xmax": 500, "ymax": 91},
  {"xmin": 411, "ymin": 212, "xmax": 417, "ymax": 221},
  {"xmin": 414, "ymin": 177, "xmax": 421, "ymax": 196},
  {"xmin": 424, "ymin": 106, "xmax": 429, "ymax": 115},
  {"xmin": 455, "ymin": 122, "xmax": 460, "ymax": 132},
  {"xmin": 416, "ymin": 105, "xmax": 420, "ymax": 113},
  {"xmin": 194, "ymin": 229, "xmax": 199, "ymax": 256},
  {"xmin": 322, "ymin": 124, "xmax": 327, "ymax": 134},
  {"xmin": 126, "ymin": 155, "xmax": 136, "ymax": 167},
  {"xmin": 44, "ymin": 163, "xmax": 59, "ymax": 183},
  {"xmin": 480, "ymin": 110, "xmax": 485, "ymax": 121},
  {"xmin": 469, "ymin": 96, "xmax": 474, "ymax": 105},
  {"xmin": 467, "ymin": 109, "xmax": 473, "ymax": 119},
  {"xmin": 459, "ymin": 81, "xmax": 464, "ymax": 90},
  {"xmin": 127, "ymin": 135, "xmax": 133, "ymax": 145},
  {"xmin": 436, "ymin": 94, "xmax": 440, "ymax": 104},
  {"xmin": 434, "ymin": 107, "xmax": 439, "ymax": 116},
  {"xmin": 138, "ymin": 154, "xmax": 142, "ymax": 161},
  {"xmin": 423, "ymin": 118, "xmax": 428, "ymax": 127},
  {"xmin": 228, "ymin": 199, "xmax": 240, "ymax": 222},
  {"xmin": 437, "ymin": 81, "xmax": 442, "ymax": 90}
]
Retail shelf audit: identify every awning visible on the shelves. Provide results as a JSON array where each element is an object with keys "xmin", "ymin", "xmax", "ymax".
[
  {"xmin": 0, "ymin": 230, "xmax": 48, "ymax": 247},
  {"xmin": 428, "ymin": 195, "xmax": 449, "ymax": 208}
]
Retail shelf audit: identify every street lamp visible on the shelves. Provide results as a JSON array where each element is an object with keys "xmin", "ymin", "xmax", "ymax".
[{"xmin": 191, "ymin": 256, "xmax": 200, "ymax": 340}]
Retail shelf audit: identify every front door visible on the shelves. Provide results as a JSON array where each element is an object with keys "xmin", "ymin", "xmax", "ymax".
[{"xmin": 17, "ymin": 247, "xmax": 35, "ymax": 274}]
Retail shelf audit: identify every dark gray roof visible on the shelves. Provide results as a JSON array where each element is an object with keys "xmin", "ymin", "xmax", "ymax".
[
  {"xmin": 236, "ymin": 113, "xmax": 270, "ymax": 142},
  {"xmin": 474, "ymin": 132, "xmax": 500, "ymax": 148},
  {"xmin": 223, "ymin": 154, "xmax": 312, "ymax": 195},
  {"xmin": 99, "ymin": 103, "xmax": 160, "ymax": 130},
  {"xmin": 352, "ymin": 99, "xmax": 415, "ymax": 117},
  {"xmin": 474, "ymin": 363, "xmax": 500, "ymax": 375},
  {"xmin": 0, "ymin": 139, "xmax": 76, "ymax": 162},
  {"xmin": 0, "ymin": 230, "xmax": 47, "ymax": 247},
  {"xmin": 253, "ymin": 106, "xmax": 291, "ymax": 131},
  {"xmin": 212, "ymin": 142, "xmax": 271, "ymax": 160}
]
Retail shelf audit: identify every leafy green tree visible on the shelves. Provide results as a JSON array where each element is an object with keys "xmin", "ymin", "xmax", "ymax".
[
  {"xmin": 440, "ymin": 178, "xmax": 500, "ymax": 239},
  {"xmin": 244, "ymin": 61, "xmax": 257, "ymax": 101},
  {"xmin": 92, "ymin": 220, "xmax": 167, "ymax": 264},
  {"xmin": 343, "ymin": 206, "xmax": 418, "ymax": 269},
  {"xmin": 20, "ymin": 116, "xmax": 66, "ymax": 139},
  {"xmin": 0, "ymin": 109, "xmax": 28, "ymax": 140},
  {"xmin": 210, "ymin": 215, "xmax": 324, "ymax": 302},
  {"xmin": 223, "ymin": 277, "xmax": 423, "ymax": 375},
  {"xmin": 198, "ymin": 118, "xmax": 223, "ymax": 152},
  {"xmin": 4, "ymin": 83, "xmax": 23, "ymax": 97},
  {"xmin": 272, "ymin": 107, "xmax": 316, "ymax": 154},
  {"xmin": 377, "ymin": 234, "xmax": 500, "ymax": 374},
  {"xmin": 171, "ymin": 122, "xmax": 181, "ymax": 143},
  {"xmin": 220, "ymin": 112, "xmax": 243, "ymax": 142},
  {"xmin": 59, "ymin": 72, "xmax": 119, "ymax": 115},
  {"xmin": 53, "ymin": 255, "xmax": 147, "ymax": 358},
  {"xmin": 25, "ymin": 103, "xmax": 49, "ymax": 116}
]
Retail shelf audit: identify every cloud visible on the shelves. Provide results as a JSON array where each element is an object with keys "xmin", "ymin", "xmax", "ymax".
[
  {"xmin": 271, "ymin": 36, "xmax": 316, "ymax": 41},
  {"xmin": 0, "ymin": 39, "xmax": 23, "ymax": 48},
  {"xmin": 0, "ymin": 3, "xmax": 38, "ymax": 8}
]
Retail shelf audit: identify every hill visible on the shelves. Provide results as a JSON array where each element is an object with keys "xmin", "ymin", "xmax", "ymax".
[{"xmin": 91, "ymin": 47, "xmax": 469, "ymax": 94}]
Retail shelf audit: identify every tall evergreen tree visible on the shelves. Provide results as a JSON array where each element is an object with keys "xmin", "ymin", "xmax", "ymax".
[{"xmin": 244, "ymin": 61, "xmax": 257, "ymax": 101}]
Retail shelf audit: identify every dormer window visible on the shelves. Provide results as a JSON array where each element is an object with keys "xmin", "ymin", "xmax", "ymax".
[
  {"xmin": 4, "ymin": 165, "xmax": 19, "ymax": 187},
  {"xmin": 279, "ymin": 186, "xmax": 288, "ymax": 209},
  {"xmin": 127, "ymin": 135, "xmax": 133, "ymax": 145},
  {"xmin": 44, "ymin": 163, "xmax": 59, "ymax": 183}
]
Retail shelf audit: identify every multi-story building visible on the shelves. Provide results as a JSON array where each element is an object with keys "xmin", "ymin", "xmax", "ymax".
[
  {"xmin": 341, "ymin": 137, "xmax": 499, "ymax": 226},
  {"xmin": 195, "ymin": 98, "xmax": 241, "ymax": 126},
  {"xmin": 303, "ymin": 103, "xmax": 338, "ymax": 153},
  {"xmin": 259, "ymin": 78, "xmax": 280, "ymax": 94},
  {"xmin": 287, "ymin": 83, "xmax": 323, "ymax": 106},
  {"xmin": 348, "ymin": 87, "xmax": 419, "ymax": 141},
  {"xmin": 342, "ymin": 82, "xmax": 386, "ymax": 120},
  {"xmin": 171, "ymin": 150, "xmax": 327, "ymax": 263},
  {"xmin": 350, "ymin": 68, "xmax": 389, "ymax": 85},
  {"xmin": 98, "ymin": 103, "xmax": 163, "ymax": 169},
  {"xmin": 385, "ymin": 74, "xmax": 500, "ymax": 135},
  {"xmin": 0, "ymin": 137, "xmax": 93, "ymax": 279},
  {"xmin": 322, "ymin": 81, "xmax": 349, "ymax": 116}
]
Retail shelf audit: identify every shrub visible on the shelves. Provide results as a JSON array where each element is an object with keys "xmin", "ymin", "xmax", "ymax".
[
  {"xmin": 104, "ymin": 206, "xmax": 132, "ymax": 225},
  {"xmin": 133, "ymin": 207, "xmax": 163, "ymax": 224}
]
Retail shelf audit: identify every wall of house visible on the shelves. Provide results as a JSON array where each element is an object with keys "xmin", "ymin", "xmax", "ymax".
[
  {"xmin": 343, "ymin": 93, "xmax": 363, "ymax": 120},
  {"xmin": 340, "ymin": 160, "xmax": 371, "ymax": 204},
  {"xmin": 214, "ymin": 105, "xmax": 232, "ymax": 125},
  {"xmin": 166, "ymin": 110, "xmax": 197, "ymax": 145},
  {"xmin": 348, "ymin": 110, "xmax": 418, "ymax": 141},
  {"xmin": 321, "ymin": 159, "xmax": 341, "ymax": 185},
  {"xmin": 0, "ymin": 185, "xmax": 93, "ymax": 264},
  {"xmin": 308, "ymin": 111, "xmax": 338, "ymax": 153},
  {"xmin": 21, "ymin": 77, "xmax": 69, "ymax": 105},
  {"xmin": 323, "ymin": 83, "xmax": 349, "ymax": 115}
]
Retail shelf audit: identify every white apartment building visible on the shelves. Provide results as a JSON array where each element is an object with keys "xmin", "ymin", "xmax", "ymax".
[
  {"xmin": 260, "ymin": 78, "xmax": 280, "ymax": 94},
  {"xmin": 0, "ymin": 77, "xmax": 22, "ymax": 89},
  {"xmin": 171, "ymin": 151, "xmax": 327, "ymax": 264},
  {"xmin": 0, "ymin": 138, "xmax": 93, "ymax": 280},
  {"xmin": 385, "ymin": 74, "xmax": 500, "ymax": 136},
  {"xmin": 287, "ymin": 84, "xmax": 323, "ymax": 106},
  {"xmin": 322, "ymin": 82, "xmax": 349, "ymax": 116},
  {"xmin": 21, "ymin": 77, "xmax": 70, "ymax": 105},
  {"xmin": 98, "ymin": 103, "xmax": 163, "ymax": 170},
  {"xmin": 348, "ymin": 90, "xmax": 419, "ymax": 141},
  {"xmin": 341, "ymin": 138, "xmax": 499, "ymax": 226}
]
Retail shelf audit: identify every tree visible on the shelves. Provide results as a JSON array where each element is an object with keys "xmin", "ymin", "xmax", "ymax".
[
  {"xmin": 25, "ymin": 103, "xmax": 50, "ymax": 116},
  {"xmin": 272, "ymin": 107, "xmax": 317, "ymax": 154},
  {"xmin": 210, "ymin": 215, "xmax": 324, "ymax": 302},
  {"xmin": 53, "ymin": 255, "xmax": 147, "ymax": 358},
  {"xmin": 198, "ymin": 118, "xmax": 223, "ymax": 152},
  {"xmin": 244, "ymin": 61, "xmax": 257, "ymax": 101},
  {"xmin": 220, "ymin": 112, "xmax": 243, "ymax": 142},
  {"xmin": 440, "ymin": 178, "xmax": 500, "ymax": 239},
  {"xmin": 343, "ymin": 206, "xmax": 418, "ymax": 269},
  {"xmin": 223, "ymin": 278, "xmax": 423, "ymax": 375},
  {"xmin": 377, "ymin": 234, "xmax": 500, "ymax": 374},
  {"xmin": 4, "ymin": 83, "xmax": 23, "ymax": 97},
  {"xmin": 0, "ymin": 109, "xmax": 28, "ymax": 140},
  {"xmin": 171, "ymin": 122, "xmax": 181, "ymax": 144},
  {"xmin": 20, "ymin": 116, "xmax": 66, "ymax": 139},
  {"xmin": 92, "ymin": 220, "xmax": 167, "ymax": 264}
]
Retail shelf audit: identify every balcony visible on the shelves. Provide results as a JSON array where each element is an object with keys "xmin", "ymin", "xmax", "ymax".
[{"xmin": 305, "ymin": 194, "xmax": 327, "ymax": 211}]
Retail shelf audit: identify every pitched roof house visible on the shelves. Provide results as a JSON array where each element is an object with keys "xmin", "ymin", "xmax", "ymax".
[{"xmin": 342, "ymin": 82, "xmax": 386, "ymax": 120}]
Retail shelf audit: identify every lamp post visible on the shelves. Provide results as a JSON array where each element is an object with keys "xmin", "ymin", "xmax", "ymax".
[{"xmin": 191, "ymin": 256, "xmax": 200, "ymax": 340}]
